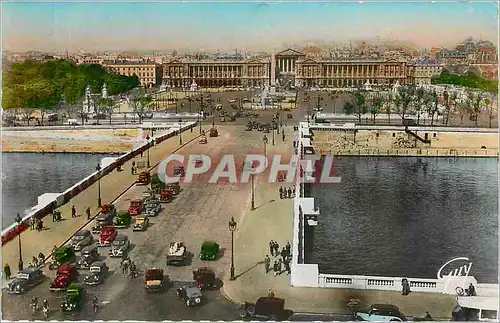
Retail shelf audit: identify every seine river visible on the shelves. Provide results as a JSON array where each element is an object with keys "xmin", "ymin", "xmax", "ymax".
[
  {"xmin": 306, "ymin": 157, "xmax": 498, "ymax": 283},
  {"xmin": 1, "ymin": 153, "xmax": 114, "ymax": 229}
]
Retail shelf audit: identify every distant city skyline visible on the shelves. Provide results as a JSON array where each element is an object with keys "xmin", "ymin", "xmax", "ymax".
[{"xmin": 2, "ymin": 1, "xmax": 498, "ymax": 53}]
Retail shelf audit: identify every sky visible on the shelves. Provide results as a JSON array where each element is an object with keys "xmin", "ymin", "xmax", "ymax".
[{"xmin": 1, "ymin": 1, "xmax": 498, "ymax": 53}]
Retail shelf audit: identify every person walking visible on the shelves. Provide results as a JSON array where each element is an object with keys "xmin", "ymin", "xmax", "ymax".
[
  {"xmin": 269, "ymin": 241, "xmax": 274, "ymax": 256},
  {"xmin": 71, "ymin": 206, "xmax": 76, "ymax": 218},
  {"xmin": 285, "ymin": 241, "xmax": 291, "ymax": 256},
  {"xmin": 401, "ymin": 278, "xmax": 410, "ymax": 295},
  {"xmin": 52, "ymin": 211, "xmax": 57, "ymax": 222},
  {"xmin": 132, "ymin": 161, "xmax": 136, "ymax": 174},
  {"xmin": 284, "ymin": 258, "xmax": 291, "ymax": 275},
  {"xmin": 4, "ymin": 263, "xmax": 11, "ymax": 280},
  {"xmin": 86, "ymin": 207, "xmax": 91, "ymax": 220},
  {"xmin": 280, "ymin": 247, "xmax": 287, "ymax": 263},
  {"xmin": 282, "ymin": 132, "xmax": 285, "ymax": 142},
  {"xmin": 279, "ymin": 187, "xmax": 284, "ymax": 199},
  {"xmin": 274, "ymin": 242, "xmax": 280, "ymax": 256},
  {"xmin": 264, "ymin": 255, "xmax": 271, "ymax": 274},
  {"xmin": 273, "ymin": 261, "xmax": 279, "ymax": 276},
  {"xmin": 287, "ymin": 187, "xmax": 292, "ymax": 199}
]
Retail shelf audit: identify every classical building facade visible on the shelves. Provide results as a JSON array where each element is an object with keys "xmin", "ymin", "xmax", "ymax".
[
  {"xmin": 406, "ymin": 57, "xmax": 445, "ymax": 85},
  {"xmin": 103, "ymin": 60, "xmax": 162, "ymax": 87},
  {"xmin": 295, "ymin": 57, "xmax": 408, "ymax": 88},
  {"xmin": 161, "ymin": 57, "xmax": 270, "ymax": 88}
]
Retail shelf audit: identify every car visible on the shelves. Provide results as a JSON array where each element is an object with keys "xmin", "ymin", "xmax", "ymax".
[
  {"xmin": 7, "ymin": 267, "xmax": 45, "ymax": 294},
  {"xmin": 83, "ymin": 261, "xmax": 109, "ymax": 285},
  {"xmin": 108, "ymin": 235, "xmax": 130, "ymax": 257},
  {"xmin": 50, "ymin": 263, "xmax": 78, "ymax": 291},
  {"xmin": 98, "ymin": 225, "xmax": 117, "ymax": 247},
  {"xmin": 356, "ymin": 304, "xmax": 407, "ymax": 322},
  {"xmin": 91, "ymin": 205, "xmax": 116, "ymax": 234},
  {"xmin": 173, "ymin": 165, "xmax": 185, "ymax": 177},
  {"xmin": 176, "ymin": 285, "xmax": 204, "ymax": 306},
  {"xmin": 239, "ymin": 296, "xmax": 289, "ymax": 320},
  {"xmin": 193, "ymin": 267, "xmax": 216, "ymax": 290},
  {"xmin": 128, "ymin": 199, "xmax": 144, "ymax": 216},
  {"xmin": 114, "ymin": 211, "xmax": 132, "ymax": 228},
  {"xmin": 49, "ymin": 246, "xmax": 76, "ymax": 270},
  {"xmin": 60, "ymin": 283, "xmax": 85, "ymax": 312},
  {"xmin": 133, "ymin": 215, "xmax": 149, "ymax": 231},
  {"xmin": 145, "ymin": 268, "xmax": 164, "ymax": 292},
  {"xmin": 166, "ymin": 241, "xmax": 188, "ymax": 266},
  {"xmin": 71, "ymin": 229, "xmax": 93, "ymax": 251},
  {"xmin": 137, "ymin": 171, "xmax": 151, "ymax": 185},
  {"xmin": 76, "ymin": 244, "xmax": 99, "ymax": 269},
  {"xmin": 200, "ymin": 241, "xmax": 220, "ymax": 260},
  {"xmin": 145, "ymin": 200, "xmax": 161, "ymax": 217},
  {"xmin": 166, "ymin": 182, "xmax": 181, "ymax": 195}
]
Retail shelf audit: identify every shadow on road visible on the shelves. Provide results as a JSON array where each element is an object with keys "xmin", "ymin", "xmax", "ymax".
[{"xmin": 234, "ymin": 261, "xmax": 264, "ymax": 280}]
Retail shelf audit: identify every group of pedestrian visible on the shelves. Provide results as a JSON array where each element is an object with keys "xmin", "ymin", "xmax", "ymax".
[
  {"xmin": 30, "ymin": 217, "xmax": 44, "ymax": 232},
  {"xmin": 279, "ymin": 187, "xmax": 295, "ymax": 199},
  {"xmin": 120, "ymin": 256, "xmax": 137, "ymax": 278},
  {"xmin": 30, "ymin": 252, "xmax": 45, "ymax": 268},
  {"xmin": 265, "ymin": 241, "xmax": 292, "ymax": 276},
  {"xmin": 52, "ymin": 210, "xmax": 63, "ymax": 222}
]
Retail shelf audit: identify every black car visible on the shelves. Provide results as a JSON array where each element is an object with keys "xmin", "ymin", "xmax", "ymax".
[
  {"xmin": 7, "ymin": 267, "xmax": 45, "ymax": 294},
  {"xmin": 239, "ymin": 297, "xmax": 290, "ymax": 321}
]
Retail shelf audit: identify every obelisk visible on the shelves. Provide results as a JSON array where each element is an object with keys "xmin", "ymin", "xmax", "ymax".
[{"xmin": 271, "ymin": 53, "xmax": 276, "ymax": 86}]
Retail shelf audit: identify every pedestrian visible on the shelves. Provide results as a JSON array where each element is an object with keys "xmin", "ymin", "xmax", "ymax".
[
  {"xmin": 273, "ymin": 261, "xmax": 279, "ymax": 276},
  {"xmin": 292, "ymin": 140, "xmax": 296, "ymax": 148},
  {"xmin": 285, "ymin": 241, "xmax": 291, "ymax": 256},
  {"xmin": 30, "ymin": 218, "xmax": 35, "ymax": 230},
  {"xmin": 264, "ymin": 255, "xmax": 271, "ymax": 274},
  {"xmin": 284, "ymin": 258, "xmax": 291, "ymax": 275},
  {"xmin": 269, "ymin": 241, "xmax": 274, "ymax": 256},
  {"xmin": 52, "ymin": 211, "xmax": 57, "ymax": 222},
  {"xmin": 86, "ymin": 207, "xmax": 91, "ymax": 220},
  {"xmin": 268, "ymin": 288, "xmax": 275, "ymax": 298},
  {"xmin": 292, "ymin": 187, "xmax": 296, "ymax": 197},
  {"xmin": 274, "ymin": 241, "xmax": 280, "ymax": 256},
  {"xmin": 287, "ymin": 187, "xmax": 292, "ymax": 198},
  {"xmin": 401, "ymin": 278, "xmax": 410, "ymax": 295},
  {"xmin": 71, "ymin": 206, "xmax": 76, "ymax": 218},
  {"xmin": 38, "ymin": 252, "xmax": 45, "ymax": 265},
  {"xmin": 282, "ymin": 132, "xmax": 285, "ymax": 141},
  {"xmin": 4, "ymin": 263, "xmax": 11, "ymax": 280},
  {"xmin": 132, "ymin": 161, "xmax": 136, "ymax": 174},
  {"xmin": 56, "ymin": 210, "xmax": 62, "ymax": 221},
  {"xmin": 279, "ymin": 187, "xmax": 284, "ymax": 199},
  {"xmin": 32, "ymin": 256, "xmax": 39, "ymax": 267},
  {"xmin": 467, "ymin": 283, "xmax": 476, "ymax": 296},
  {"xmin": 280, "ymin": 247, "xmax": 287, "ymax": 263},
  {"xmin": 38, "ymin": 219, "xmax": 44, "ymax": 231},
  {"xmin": 276, "ymin": 259, "xmax": 282, "ymax": 275}
]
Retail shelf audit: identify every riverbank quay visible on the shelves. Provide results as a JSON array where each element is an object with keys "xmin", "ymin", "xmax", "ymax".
[
  {"xmin": 222, "ymin": 126, "xmax": 456, "ymax": 320},
  {"xmin": 312, "ymin": 124, "xmax": 499, "ymax": 158},
  {"xmin": 1, "ymin": 124, "xmax": 203, "ymax": 285}
]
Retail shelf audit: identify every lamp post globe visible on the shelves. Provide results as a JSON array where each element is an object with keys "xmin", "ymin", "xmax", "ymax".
[
  {"xmin": 229, "ymin": 217, "xmax": 237, "ymax": 280},
  {"xmin": 96, "ymin": 164, "xmax": 102, "ymax": 207},
  {"xmin": 15, "ymin": 213, "xmax": 23, "ymax": 271}
]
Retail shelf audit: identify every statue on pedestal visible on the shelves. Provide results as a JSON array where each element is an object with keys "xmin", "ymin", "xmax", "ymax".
[{"xmin": 101, "ymin": 83, "xmax": 108, "ymax": 99}]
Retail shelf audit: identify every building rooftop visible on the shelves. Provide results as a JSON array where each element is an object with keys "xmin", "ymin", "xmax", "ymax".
[{"xmin": 103, "ymin": 60, "xmax": 157, "ymax": 65}]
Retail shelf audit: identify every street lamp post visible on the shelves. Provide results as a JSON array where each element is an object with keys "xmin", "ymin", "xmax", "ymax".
[
  {"xmin": 263, "ymin": 135, "xmax": 268, "ymax": 160},
  {"xmin": 96, "ymin": 164, "xmax": 102, "ymax": 207},
  {"xmin": 251, "ymin": 173, "xmax": 255, "ymax": 210},
  {"xmin": 211, "ymin": 104, "xmax": 215, "ymax": 127},
  {"xmin": 146, "ymin": 135, "xmax": 151, "ymax": 168},
  {"xmin": 229, "ymin": 217, "xmax": 237, "ymax": 281},
  {"xmin": 272, "ymin": 128, "xmax": 275, "ymax": 146},
  {"xmin": 179, "ymin": 119, "xmax": 183, "ymax": 145},
  {"xmin": 15, "ymin": 213, "xmax": 23, "ymax": 271}
]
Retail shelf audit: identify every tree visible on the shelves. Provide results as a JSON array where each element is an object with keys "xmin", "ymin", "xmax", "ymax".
[
  {"xmin": 485, "ymin": 95, "xmax": 497, "ymax": 128},
  {"xmin": 369, "ymin": 94, "xmax": 384, "ymax": 123},
  {"xmin": 384, "ymin": 92, "xmax": 393, "ymax": 123},
  {"xmin": 343, "ymin": 102, "xmax": 354, "ymax": 115},
  {"xmin": 98, "ymin": 97, "xmax": 114, "ymax": 125},
  {"xmin": 426, "ymin": 90, "xmax": 439, "ymax": 126},
  {"xmin": 353, "ymin": 90, "xmax": 367, "ymax": 124},
  {"xmin": 131, "ymin": 95, "xmax": 152, "ymax": 124},
  {"xmin": 466, "ymin": 90, "xmax": 484, "ymax": 127},
  {"xmin": 394, "ymin": 86, "xmax": 414, "ymax": 124},
  {"xmin": 413, "ymin": 87, "xmax": 425, "ymax": 125}
]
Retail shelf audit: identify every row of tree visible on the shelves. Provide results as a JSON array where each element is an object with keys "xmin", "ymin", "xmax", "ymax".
[
  {"xmin": 431, "ymin": 69, "xmax": 498, "ymax": 94},
  {"xmin": 342, "ymin": 85, "xmax": 497, "ymax": 127},
  {"xmin": 2, "ymin": 59, "xmax": 140, "ymax": 123}
]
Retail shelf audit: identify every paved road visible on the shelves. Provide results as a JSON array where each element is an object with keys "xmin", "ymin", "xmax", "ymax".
[{"xmin": 2, "ymin": 125, "xmax": 275, "ymax": 321}]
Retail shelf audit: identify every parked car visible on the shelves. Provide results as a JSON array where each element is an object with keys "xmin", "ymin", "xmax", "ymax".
[
  {"xmin": 193, "ymin": 267, "xmax": 216, "ymax": 290},
  {"xmin": 128, "ymin": 199, "xmax": 144, "ymax": 216},
  {"xmin": 7, "ymin": 267, "xmax": 45, "ymax": 294},
  {"xmin": 356, "ymin": 304, "xmax": 407, "ymax": 322},
  {"xmin": 144, "ymin": 268, "xmax": 164, "ymax": 292},
  {"xmin": 133, "ymin": 215, "xmax": 149, "ymax": 231},
  {"xmin": 99, "ymin": 226, "xmax": 117, "ymax": 247},
  {"xmin": 239, "ymin": 296, "xmax": 289, "ymax": 320},
  {"xmin": 166, "ymin": 241, "xmax": 188, "ymax": 266},
  {"xmin": 108, "ymin": 235, "xmax": 130, "ymax": 257},
  {"xmin": 71, "ymin": 229, "xmax": 93, "ymax": 251},
  {"xmin": 145, "ymin": 200, "xmax": 161, "ymax": 217},
  {"xmin": 83, "ymin": 261, "xmax": 109, "ymax": 286},
  {"xmin": 176, "ymin": 285, "xmax": 204, "ymax": 306},
  {"xmin": 200, "ymin": 241, "xmax": 219, "ymax": 260},
  {"xmin": 60, "ymin": 283, "xmax": 85, "ymax": 312},
  {"xmin": 50, "ymin": 263, "xmax": 78, "ymax": 291},
  {"xmin": 76, "ymin": 244, "xmax": 99, "ymax": 269}
]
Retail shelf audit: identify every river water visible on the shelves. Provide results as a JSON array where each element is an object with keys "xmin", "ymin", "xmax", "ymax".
[
  {"xmin": 306, "ymin": 157, "xmax": 498, "ymax": 283},
  {"xmin": 1, "ymin": 153, "xmax": 114, "ymax": 229}
]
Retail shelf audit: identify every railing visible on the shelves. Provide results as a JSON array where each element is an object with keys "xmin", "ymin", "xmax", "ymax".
[
  {"xmin": 322, "ymin": 148, "xmax": 498, "ymax": 157},
  {"xmin": 1, "ymin": 122, "xmax": 196, "ymax": 245},
  {"xmin": 309, "ymin": 122, "xmax": 499, "ymax": 133}
]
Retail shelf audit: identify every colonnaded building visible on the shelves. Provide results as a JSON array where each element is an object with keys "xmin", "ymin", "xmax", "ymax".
[{"xmin": 161, "ymin": 48, "xmax": 417, "ymax": 89}]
